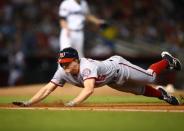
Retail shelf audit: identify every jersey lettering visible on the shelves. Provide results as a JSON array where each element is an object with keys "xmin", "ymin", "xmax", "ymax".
[{"xmin": 96, "ymin": 74, "xmax": 106, "ymax": 82}]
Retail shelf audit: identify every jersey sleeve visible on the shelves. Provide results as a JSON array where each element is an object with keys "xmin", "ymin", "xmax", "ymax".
[
  {"xmin": 50, "ymin": 68, "xmax": 66, "ymax": 87},
  {"xmin": 81, "ymin": 64, "xmax": 98, "ymax": 80},
  {"xmin": 59, "ymin": 1, "xmax": 70, "ymax": 18}
]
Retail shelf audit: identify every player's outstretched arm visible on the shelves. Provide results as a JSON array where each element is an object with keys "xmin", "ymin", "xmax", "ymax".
[
  {"xmin": 12, "ymin": 82, "xmax": 57, "ymax": 107},
  {"xmin": 86, "ymin": 14, "xmax": 105, "ymax": 25},
  {"xmin": 65, "ymin": 78, "xmax": 95, "ymax": 107}
]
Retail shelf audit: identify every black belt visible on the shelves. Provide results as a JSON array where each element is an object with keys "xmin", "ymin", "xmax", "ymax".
[
  {"xmin": 114, "ymin": 69, "xmax": 120, "ymax": 81},
  {"xmin": 69, "ymin": 29, "xmax": 83, "ymax": 32}
]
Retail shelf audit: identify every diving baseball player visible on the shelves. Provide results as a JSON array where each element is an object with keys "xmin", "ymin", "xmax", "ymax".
[
  {"xmin": 59, "ymin": 0, "xmax": 105, "ymax": 58},
  {"xmin": 13, "ymin": 48, "xmax": 182, "ymax": 107}
]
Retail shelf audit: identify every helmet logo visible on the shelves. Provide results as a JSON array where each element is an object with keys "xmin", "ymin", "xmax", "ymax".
[{"xmin": 60, "ymin": 52, "xmax": 65, "ymax": 58}]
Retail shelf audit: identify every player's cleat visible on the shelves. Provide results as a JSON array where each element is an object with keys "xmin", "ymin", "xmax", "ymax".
[
  {"xmin": 161, "ymin": 51, "xmax": 182, "ymax": 71},
  {"xmin": 158, "ymin": 87, "xmax": 180, "ymax": 105}
]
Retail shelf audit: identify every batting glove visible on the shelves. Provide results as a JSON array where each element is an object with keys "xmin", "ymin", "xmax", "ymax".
[
  {"xmin": 12, "ymin": 101, "xmax": 31, "ymax": 107},
  {"xmin": 100, "ymin": 21, "xmax": 109, "ymax": 29},
  {"xmin": 64, "ymin": 101, "xmax": 77, "ymax": 107}
]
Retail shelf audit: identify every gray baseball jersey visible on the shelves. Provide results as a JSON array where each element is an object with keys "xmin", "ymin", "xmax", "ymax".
[{"xmin": 51, "ymin": 56, "xmax": 156, "ymax": 88}]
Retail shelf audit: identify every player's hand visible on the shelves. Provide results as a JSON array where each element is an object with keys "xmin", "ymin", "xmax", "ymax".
[
  {"xmin": 99, "ymin": 19, "xmax": 106, "ymax": 24},
  {"xmin": 99, "ymin": 20, "xmax": 109, "ymax": 29},
  {"xmin": 64, "ymin": 101, "xmax": 77, "ymax": 107},
  {"xmin": 12, "ymin": 101, "xmax": 30, "ymax": 107}
]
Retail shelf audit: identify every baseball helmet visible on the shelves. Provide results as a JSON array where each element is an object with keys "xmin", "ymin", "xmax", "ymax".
[{"xmin": 58, "ymin": 47, "xmax": 79, "ymax": 65}]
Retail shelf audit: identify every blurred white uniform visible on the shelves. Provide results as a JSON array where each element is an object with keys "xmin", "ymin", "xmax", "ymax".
[{"xmin": 59, "ymin": 0, "xmax": 89, "ymax": 58}]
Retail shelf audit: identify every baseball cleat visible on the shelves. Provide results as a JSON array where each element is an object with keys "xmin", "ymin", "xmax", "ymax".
[
  {"xmin": 161, "ymin": 51, "xmax": 182, "ymax": 71},
  {"xmin": 158, "ymin": 87, "xmax": 180, "ymax": 105}
]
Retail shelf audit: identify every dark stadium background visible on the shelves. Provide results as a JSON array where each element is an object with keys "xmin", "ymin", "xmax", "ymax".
[{"xmin": 0, "ymin": 0, "xmax": 183, "ymax": 88}]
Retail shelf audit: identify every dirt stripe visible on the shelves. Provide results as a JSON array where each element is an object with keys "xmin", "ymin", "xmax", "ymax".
[{"xmin": 0, "ymin": 107, "xmax": 184, "ymax": 113}]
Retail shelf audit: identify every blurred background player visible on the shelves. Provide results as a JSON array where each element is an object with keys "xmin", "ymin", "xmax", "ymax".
[{"xmin": 59, "ymin": 0, "xmax": 105, "ymax": 58}]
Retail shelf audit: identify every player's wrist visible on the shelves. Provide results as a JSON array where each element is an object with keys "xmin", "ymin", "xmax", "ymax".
[{"xmin": 24, "ymin": 101, "xmax": 31, "ymax": 106}]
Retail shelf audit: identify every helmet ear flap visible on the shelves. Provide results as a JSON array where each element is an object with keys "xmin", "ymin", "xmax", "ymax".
[{"xmin": 58, "ymin": 58, "xmax": 63, "ymax": 67}]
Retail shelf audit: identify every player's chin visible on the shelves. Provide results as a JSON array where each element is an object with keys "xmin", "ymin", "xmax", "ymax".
[
  {"xmin": 65, "ymin": 70, "xmax": 77, "ymax": 75},
  {"xmin": 70, "ymin": 70, "xmax": 79, "ymax": 75}
]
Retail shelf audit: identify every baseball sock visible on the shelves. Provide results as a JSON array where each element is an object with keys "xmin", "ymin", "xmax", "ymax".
[
  {"xmin": 149, "ymin": 60, "xmax": 169, "ymax": 75},
  {"xmin": 143, "ymin": 85, "xmax": 162, "ymax": 98}
]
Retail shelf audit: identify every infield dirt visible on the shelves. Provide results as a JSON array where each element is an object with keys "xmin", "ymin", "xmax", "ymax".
[{"xmin": 0, "ymin": 84, "xmax": 184, "ymax": 112}]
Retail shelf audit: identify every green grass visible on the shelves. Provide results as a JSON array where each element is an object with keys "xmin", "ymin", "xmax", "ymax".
[
  {"xmin": 0, "ymin": 95, "xmax": 183, "ymax": 131},
  {"xmin": 0, "ymin": 95, "xmax": 162, "ymax": 104},
  {"xmin": 0, "ymin": 110, "xmax": 184, "ymax": 131}
]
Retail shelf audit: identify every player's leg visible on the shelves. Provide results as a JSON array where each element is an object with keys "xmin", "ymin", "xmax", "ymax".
[
  {"xmin": 118, "ymin": 51, "xmax": 182, "ymax": 85},
  {"xmin": 141, "ymin": 52, "xmax": 181, "ymax": 105},
  {"xmin": 157, "ymin": 86, "xmax": 180, "ymax": 105},
  {"xmin": 149, "ymin": 51, "xmax": 182, "ymax": 75},
  {"xmin": 119, "ymin": 61, "xmax": 157, "ymax": 84},
  {"xmin": 108, "ymin": 82, "xmax": 145, "ymax": 95},
  {"xmin": 59, "ymin": 29, "xmax": 71, "ymax": 50},
  {"xmin": 71, "ymin": 31, "xmax": 84, "ymax": 58},
  {"xmin": 109, "ymin": 82, "xmax": 162, "ymax": 97},
  {"xmin": 108, "ymin": 83, "xmax": 180, "ymax": 105},
  {"xmin": 112, "ymin": 56, "xmax": 156, "ymax": 84},
  {"xmin": 143, "ymin": 85, "xmax": 179, "ymax": 105}
]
